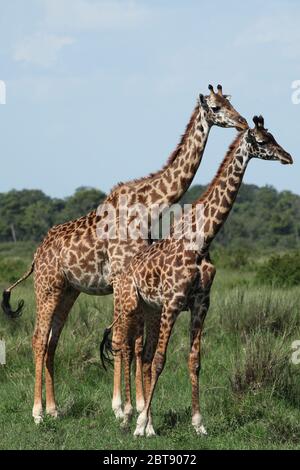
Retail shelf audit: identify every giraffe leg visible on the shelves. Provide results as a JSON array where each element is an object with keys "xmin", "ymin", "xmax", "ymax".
[
  {"xmin": 119, "ymin": 278, "xmax": 139, "ymax": 430},
  {"xmin": 142, "ymin": 309, "xmax": 161, "ymax": 436},
  {"xmin": 188, "ymin": 295, "xmax": 210, "ymax": 436},
  {"xmin": 111, "ymin": 279, "xmax": 125, "ymax": 420},
  {"xmin": 44, "ymin": 287, "xmax": 79, "ymax": 418},
  {"xmin": 134, "ymin": 303, "xmax": 179, "ymax": 437},
  {"xmin": 189, "ymin": 259, "xmax": 215, "ymax": 435},
  {"xmin": 120, "ymin": 332, "xmax": 134, "ymax": 430},
  {"xmin": 134, "ymin": 315, "xmax": 145, "ymax": 413},
  {"xmin": 32, "ymin": 288, "xmax": 64, "ymax": 424},
  {"xmin": 112, "ymin": 329, "xmax": 124, "ymax": 420}
]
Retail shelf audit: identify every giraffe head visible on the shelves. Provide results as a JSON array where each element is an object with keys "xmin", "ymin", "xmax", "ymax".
[
  {"xmin": 199, "ymin": 84, "xmax": 248, "ymax": 131},
  {"xmin": 243, "ymin": 115, "xmax": 293, "ymax": 165}
]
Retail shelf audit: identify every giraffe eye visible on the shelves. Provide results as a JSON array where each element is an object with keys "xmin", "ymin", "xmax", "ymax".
[
  {"xmin": 258, "ymin": 140, "xmax": 267, "ymax": 146},
  {"xmin": 211, "ymin": 106, "xmax": 221, "ymax": 113}
]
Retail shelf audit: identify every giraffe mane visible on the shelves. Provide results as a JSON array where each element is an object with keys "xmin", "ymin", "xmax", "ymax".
[
  {"xmin": 196, "ymin": 132, "xmax": 244, "ymax": 203},
  {"xmin": 110, "ymin": 103, "xmax": 200, "ymax": 193}
]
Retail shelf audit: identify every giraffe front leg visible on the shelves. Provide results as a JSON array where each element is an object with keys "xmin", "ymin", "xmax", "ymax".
[
  {"xmin": 112, "ymin": 325, "xmax": 124, "ymax": 420},
  {"xmin": 134, "ymin": 303, "xmax": 178, "ymax": 437},
  {"xmin": 120, "ymin": 339, "xmax": 134, "ymax": 430},
  {"xmin": 111, "ymin": 278, "xmax": 125, "ymax": 420},
  {"xmin": 189, "ymin": 293, "xmax": 211, "ymax": 436},
  {"xmin": 134, "ymin": 314, "xmax": 145, "ymax": 413},
  {"xmin": 141, "ymin": 310, "xmax": 161, "ymax": 437}
]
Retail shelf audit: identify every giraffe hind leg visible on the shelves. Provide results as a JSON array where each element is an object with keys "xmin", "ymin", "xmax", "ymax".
[
  {"xmin": 119, "ymin": 278, "xmax": 139, "ymax": 430},
  {"xmin": 32, "ymin": 288, "xmax": 65, "ymax": 424},
  {"xmin": 44, "ymin": 287, "xmax": 79, "ymax": 418}
]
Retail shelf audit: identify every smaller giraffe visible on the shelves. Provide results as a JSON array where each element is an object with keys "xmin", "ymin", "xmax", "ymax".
[{"xmin": 101, "ymin": 115, "xmax": 293, "ymax": 436}]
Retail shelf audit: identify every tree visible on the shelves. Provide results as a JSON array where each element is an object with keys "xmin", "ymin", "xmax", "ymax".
[{"xmin": 55, "ymin": 187, "xmax": 106, "ymax": 224}]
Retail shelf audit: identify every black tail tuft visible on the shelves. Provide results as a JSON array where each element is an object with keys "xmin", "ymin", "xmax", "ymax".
[
  {"xmin": 99, "ymin": 327, "xmax": 119, "ymax": 371},
  {"xmin": 1, "ymin": 290, "xmax": 24, "ymax": 318}
]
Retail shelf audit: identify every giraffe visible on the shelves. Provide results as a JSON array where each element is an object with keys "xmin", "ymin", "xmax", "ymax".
[
  {"xmin": 101, "ymin": 115, "xmax": 293, "ymax": 436},
  {"xmin": 1, "ymin": 85, "xmax": 247, "ymax": 425}
]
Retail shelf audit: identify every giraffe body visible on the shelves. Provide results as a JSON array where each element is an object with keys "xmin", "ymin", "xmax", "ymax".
[
  {"xmin": 2, "ymin": 85, "xmax": 248, "ymax": 424},
  {"xmin": 107, "ymin": 116, "xmax": 293, "ymax": 436}
]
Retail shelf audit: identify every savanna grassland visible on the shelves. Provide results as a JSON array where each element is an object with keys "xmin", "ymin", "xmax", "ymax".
[{"xmin": 0, "ymin": 242, "xmax": 300, "ymax": 450}]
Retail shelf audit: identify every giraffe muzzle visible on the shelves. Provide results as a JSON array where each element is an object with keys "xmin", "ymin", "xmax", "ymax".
[
  {"xmin": 235, "ymin": 116, "xmax": 248, "ymax": 131},
  {"xmin": 279, "ymin": 152, "xmax": 293, "ymax": 165}
]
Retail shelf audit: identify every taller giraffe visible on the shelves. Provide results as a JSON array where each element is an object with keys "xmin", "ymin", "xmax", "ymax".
[
  {"xmin": 103, "ymin": 115, "xmax": 293, "ymax": 437},
  {"xmin": 2, "ymin": 85, "xmax": 247, "ymax": 424}
]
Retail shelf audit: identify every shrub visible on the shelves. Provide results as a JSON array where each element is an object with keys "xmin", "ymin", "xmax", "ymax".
[
  {"xmin": 215, "ymin": 287, "xmax": 300, "ymax": 338},
  {"xmin": 230, "ymin": 332, "xmax": 300, "ymax": 405},
  {"xmin": 0, "ymin": 257, "xmax": 28, "ymax": 284},
  {"xmin": 255, "ymin": 252, "xmax": 300, "ymax": 288},
  {"xmin": 212, "ymin": 247, "xmax": 254, "ymax": 271}
]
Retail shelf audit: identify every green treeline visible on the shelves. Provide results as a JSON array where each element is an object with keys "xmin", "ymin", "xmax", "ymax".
[
  {"xmin": 182, "ymin": 184, "xmax": 300, "ymax": 249},
  {"xmin": 0, "ymin": 184, "xmax": 299, "ymax": 249}
]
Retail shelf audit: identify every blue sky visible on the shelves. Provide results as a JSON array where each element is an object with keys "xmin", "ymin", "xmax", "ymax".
[{"xmin": 0, "ymin": 0, "xmax": 299, "ymax": 197}]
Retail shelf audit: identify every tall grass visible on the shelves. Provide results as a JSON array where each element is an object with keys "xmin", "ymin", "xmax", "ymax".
[
  {"xmin": 212, "ymin": 287, "xmax": 300, "ymax": 338},
  {"xmin": 0, "ymin": 246, "xmax": 300, "ymax": 449}
]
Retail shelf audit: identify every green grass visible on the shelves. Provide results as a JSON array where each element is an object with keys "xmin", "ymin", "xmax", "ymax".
[{"xmin": 0, "ymin": 246, "xmax": 300, "ymax": 450}]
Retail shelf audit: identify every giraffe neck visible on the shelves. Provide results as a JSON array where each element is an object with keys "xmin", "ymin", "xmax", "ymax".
[
  {"xmin": 118, "ymin": 103, "xmax": 211, "ymax": 209},
  {"xmin": 155, "ymin": 105, "xmax": 211, "ymax": 205},
  {"xmin": 192, "ymin": 133, "xmax": 249, "ymax": 251}
]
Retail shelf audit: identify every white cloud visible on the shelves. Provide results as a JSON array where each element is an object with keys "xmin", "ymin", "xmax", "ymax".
[
  {"xmin": 13, "ymin": 32, "xmax": 74, "ymax": 67},
  {"xmin": 235, "ymin": 13, "xmax": 300, "ymax": 59},
  {"xmin": 12, "ymin": 1, "xmax": 150, "ymax": 68},
  {"xmin": 43, "ymin": 0, "xmax": 150, "ymax": 32}
]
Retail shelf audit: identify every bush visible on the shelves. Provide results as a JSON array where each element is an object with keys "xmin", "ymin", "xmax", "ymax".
[
  {"xmin": 230, "ymin": 332, "xmax": 300, "ymax": 405},
  {"xmin": 212, "ymin": 247, "xmax": 252, "ymax": 271},
  {"xmin": 215, "ymin": 287, "xmax": 300, "ymax": 338},
  {"xmin": 0, "ymin": 257, "xmax": 28, "ymax": 284},
  {"xmin": 255, "ymin": 252, "xmax": 300, "ymax": 288}
]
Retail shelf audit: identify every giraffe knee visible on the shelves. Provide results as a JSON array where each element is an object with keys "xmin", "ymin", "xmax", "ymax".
[
  {"xmin": 189, "ymin": 355, "xmax": 201, "ymax": 376},
  {"xmin": 32, "ymin": 330, "xmax": 41, "ymax": 353},
  {"xmin": 122, "ymin": 340, "xmax": 134, "ymax": 361},
  {"xmin": 135, "ymin": 338, "xmax": 143, "ymax": 356},
  {"xmin": 142, "ymin": 360, "xmax": 151, "ymax": 376},
  {"xmin": 153, "ymin": 352, "xmax": 165, "ymax": 376}
]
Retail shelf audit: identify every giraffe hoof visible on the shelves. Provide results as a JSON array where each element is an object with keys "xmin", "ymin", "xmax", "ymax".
[
  {"xmin": 136, "ymin": 399, "xmax": 145, "ymax": 414},
  {"xmin": 145, "ymin": 423, "xmax": 156, "ymax": 437},
  {"xmin": 33, "ymin": 415, "xmax": 43, "ymax": 425},
  {"xmin": 113, "ymin": 407, "xmax": 125, "ymax": 420},
  {"xmin": 46, "ymin": 408, "xmax": 59, "ymax": 419},
  {"xmin": 134, "ymin": 411, "xmax": 147, "ymax": 437},
  {"xmin": 133, "ymin": 427, "xmax": 145, "ymax": 438},
  {"xmin": 194, "ymin": 424, "xmax": 207, "ymax": 436},
  {"xmin": 120, "ymin": 416, "xmax": 131, "ymax": 431}
]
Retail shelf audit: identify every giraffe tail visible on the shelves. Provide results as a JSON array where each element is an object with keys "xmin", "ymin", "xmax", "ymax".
[
  {"xmin": 100, "ymin": 312, "xmax": 123, "ymax": 370},
  {"xmin": 99, "ymin": 327, "xmax": 114, "ymax": 371},
  {"xmin": 1, "ymin": 261, "xmax": 34, "ymax": 318}
]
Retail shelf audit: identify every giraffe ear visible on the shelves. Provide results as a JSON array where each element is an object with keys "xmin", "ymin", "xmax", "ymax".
[
  {"xmin": 224, "ymin": 94, "xmax": 231, "ymax": 101},
  {"xmin": 199, "ymin": 94, "xmax": 206, "ymax": 105},
  {"xmin": 245, "ymin": 128, "xmax": 256, "ymax": 144},
  {"xmin": 199, "ymin": 94, "xmax": 208, "ymax": 110}
]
